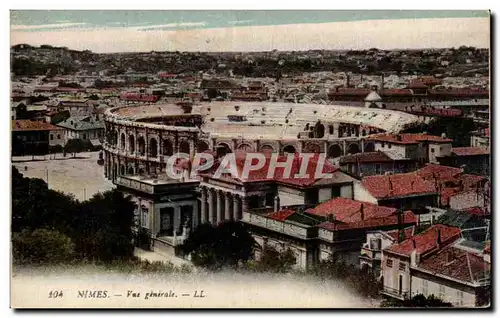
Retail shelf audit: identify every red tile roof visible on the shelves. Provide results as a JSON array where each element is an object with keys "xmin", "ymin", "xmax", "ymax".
[
  {"xmin": 408, "ymin": 79, "xmax": 428, "ymax": 89},
  {"xmin": 11, "ymin": 120, "xmax": 63, "ymax": 131},
  {"xmin": 428, "ymin": 88, "xmax": 489, "ymax": 97},
  {"xmin": 307, "ymin": 197, "xmax": 397, "ymax": 223},
  {"xmin": 484, "ymin": 241, "xmax": 490, "ymax": 254},
  {"xmin": 267, "ymin": 209, "xmax": 296, "ymax": 221},
  {"xmin": 367, "ymin": 133, "xmax": 453, "ymax": 144},
  {"xmin": 463, "ymin": 207, "xmax": 490, "ymax": 217},
  {"xmin": 416, "ymin": 164, "xmax": 463, "ymax": 182},
  {"xmin": 386, "ymin": 224, "xmax": 461, "ymax": 256},
  {"xmin": 386, "ymin": 226, "xmax": 416, "ymax": 242},
  {"xmin": 380, "ymin": 89, "xmax": 413, "ymax": 96},
  {"xmin": 452, "ymin": 147, "xmax": 490, "ymax": 156},
  {"xmin": 319, "ymin": 210, "xmax": 417, "ymax": 231},
  {"xmin": 204, "ymin": 152, "xmax": 339, "ymax": 187},
  {"xmin": 329, "ymin": 88, "xmax": 371, "ymax": 96},
  {"xmin": 417, "ymin": 246, "xmax": 490, "ymax": 284},
  {"xmin": 339, "ymin": 151, "xmax": 393, "ymax": 164},
  {"xmin": 362, "ymin": 173, "xmax": 437, "ymax": 200}
]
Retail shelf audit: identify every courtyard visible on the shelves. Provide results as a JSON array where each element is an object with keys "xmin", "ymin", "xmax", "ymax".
[{"xmin": 12, "ymin": 151, "xmax": 115, "ymax": 201}]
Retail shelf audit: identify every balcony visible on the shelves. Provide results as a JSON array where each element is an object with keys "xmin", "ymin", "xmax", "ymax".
[
  {"xmin": 381, "ymin": 286, "xmax": 409, "ymax": 301},
  {"xmin": 360, "ymin": 246, "xmax": 381, "ymax": 261}
]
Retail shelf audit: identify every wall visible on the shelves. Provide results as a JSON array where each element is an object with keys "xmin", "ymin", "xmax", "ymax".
[
  {"xmin": 374, "ymin": 142, "xmax": 407, "ymax": 158},
  {"xmin": 471, "ymin": 136, "xmax": 489, "ymax": 148},
  {"xmin": 411, "ymin": 275, "xmax": 476, "ymax": 307},
  {"xmin": 340, "ymin": 184, "xmax": 354, "ymax": 199},
  {"xmin": 449, "ymin": 191, "xmax": 487, "ymax": 212},
  {"xmin": 49, "ymin": 130, "xmax": 65, "ymax": 146},
  {"xmin": 353, "ymin": 181, "xmax": 378, "ymax": 204},
  {"xmin": 382, "ymin": 253, "xmax": 411, "ymax": 297},
  {"xmin": 278, "ymin": 186, "xmax": 305, "ymax": 206},
  {"xmin": 429, "ymin": 143, "xmax": 452, "ymax": 164}
]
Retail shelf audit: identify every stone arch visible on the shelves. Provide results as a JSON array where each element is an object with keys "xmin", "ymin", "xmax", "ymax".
[
  {"xmin": 314, "ymin": 121, "xmax": 325, "ymax": 138},
  {"xmin": 163, "ymin": 139, "xmax": 174, "ymax": 156},
  {"xmin": 364, "ymin": 142, "xmax": 375, "ymax": 152},
  {"xmin": 128, "ymin": 166, "xmax": 134, "ymax": 175},
  {"xmin": 237, "ymin": 143, "xmax": 253, "ymax": 151},
  {"xmin": 216, "ymin": 142, "xmax": 232, "ymax": 156},
  {"xmin": 303, "ymin": 143, "xmax": 321, "ymax": 153},
  {"xmin": 260, "ymin": 144, "xmax": 275, "ymax": 153},
  {"xmin": 347, "ymin": 143, "xmax": 361, "ymax": 155},
  {"xmin": 120, "ymin": 133, "xmax": 126, "ymax": 150},
  {"xmin": 179, "ymin": 140, "xmax": 190, "ymax": 154},
  {"xmin": 128, "ymin": 135, "xmax": 135, "ymax": 153},
  {"xmin": 283, "ymin": 145, "xmax": 297, "ymax": 154},
  {"xmin": 149, "ymin": 138, "xmax": 158, "ymax": 157},
  {"xmin": 120, "ymin": 164, "xmax": 125, "ymax": 175},
  {"xmin": 113, "ymin": 130, "xmax": 118, "ymax": 146},
  {"xmin": 197, "ymin": 141, "xmax": 209, "ymax": 152},
  {"xmin": 361, "ymin": 129, "xmax": 367, "ymax": 136},
  {"xmin": 137, "ymin": 136, "xmax": 146, "ymax": 156},
  {"xmin": 327, "ymin": 144, "xmax": 343, "ymax": 158}
]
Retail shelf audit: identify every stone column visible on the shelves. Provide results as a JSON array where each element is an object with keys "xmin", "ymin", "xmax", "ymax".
[
  {"xmin": 216, "ymin": 191, "xmax": 223, "ymax": 224},
  {"xmin": 242, "ymin": 196, "xmax": 249, "ymax": 214},
  {"xmin": 174, "ymin": 206, "xmax": 181, "ymax": 235},
  {"xmin": 224, "ymin": 193, "xmax": 231, "ymax": 221},
  {"xmin": 233, "ymin": 195, "xmax": 240, "ymax": 221},
  {"xmin": 200, "ymin": 187, "xmax": 207, "ymax": 224},
  {"xmin": 208, "ymin": 189, "xmax": 215, "ymax": 225}
]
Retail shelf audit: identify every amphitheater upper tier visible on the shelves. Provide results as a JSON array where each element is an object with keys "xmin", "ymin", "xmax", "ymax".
[{"xmin": 105, "ymin": 101, "xmax": 423, "ymax": 137}]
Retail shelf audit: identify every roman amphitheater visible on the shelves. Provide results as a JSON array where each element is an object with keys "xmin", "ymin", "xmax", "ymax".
[{"xmin": 103, "ymin": 102, "xmax": 424, "ymax": 180}]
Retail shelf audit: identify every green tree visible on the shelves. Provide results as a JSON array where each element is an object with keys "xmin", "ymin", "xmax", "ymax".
[
  {"xmin": 64, "ymin": 139, "xmax": 87, "ymax": 157},
  {"xmin": 380, "ymin": 294, "xmax": 453, "ymax": 307},
  {"xmin": 12, "ymin": 228, "xmax": 75, "ymax": 265},
  {"xmin": 73, "ymin": 190, "xmax": 136, "ymax": 261},
  {"xmin": 182, "ymin": 221, "xmax": 256, "ymax": 270},
  {"xmin": 256, "ymin": 245, "xmax": 296, "ymax": 273}
]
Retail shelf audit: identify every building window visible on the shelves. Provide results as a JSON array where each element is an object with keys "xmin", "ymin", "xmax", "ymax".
[
  {"xmin": 388, "ymin": 144, "xmax": 392, "ymax": 149},
  {"xmin": 456, "ymin": 290, "xmax": 464, "ymax": 306},
  {"xmin": 386, "ymin": 259, "xmax": 393, "ymax": 268},
  {"xmin": 381, "ymin": 142, "xmax": 385, "ymax": 148},
  {"xmin": 422, "ymin": 280, "xmax": 428, "ymax": 296},
  {"xmin": 399, "ymin": 262, "xmax": 406, "ymax": 271},
  {"xmin": 439, "ymin": 285, "xmax": 446, "ymax": 300},
  {"xmin": 83, "ymin": 133, "xmax": 87, "ymax": 140},
  {"xmin": 57, "ymin": 134, "xmax": 61, "ymax": 139},
  {"xmin": 50, "ymin": 134, "xmax": 54, "ymax": 140},
  {"xmin": 375, "ymin": 164, "xmax": 381, "ymax": 174},
  {"xmin": 431, "ymin": 148, "xmax": 435, "ymax": 153},
  {"xmin": 141, "ymin": 207, "xmax": 149, "ymax": 229}
]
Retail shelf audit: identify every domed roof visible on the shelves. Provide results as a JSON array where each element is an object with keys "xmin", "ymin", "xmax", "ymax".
[{"xmin": 364, "ymin": 91, "xmax": 382, "ymax": 102}]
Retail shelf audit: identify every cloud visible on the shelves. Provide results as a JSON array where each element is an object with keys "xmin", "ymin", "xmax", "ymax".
[
  {"xmin": 11, "ymin": 22, "xmax": 88, "ymax": 31},
  {"xmin": 135, "ymin": 22, "xmax": 206, "ymax": 31},
  {"xmin": 228, "ymin": 20, "xmax": 254, "ymax": 25},
  {"xmin": 10, "ymin": 17, "xmax": 489, "ymax": 53}
]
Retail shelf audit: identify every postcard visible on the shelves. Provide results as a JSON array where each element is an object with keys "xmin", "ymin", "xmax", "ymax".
[{"xmin": 10, "ymin": 10, "xmax": 491, "ymax": 309}]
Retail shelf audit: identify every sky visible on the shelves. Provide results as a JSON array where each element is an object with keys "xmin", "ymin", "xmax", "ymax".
[{"xmin": 10, "ymin": 10, "xmax": 490, "ymax": 52}]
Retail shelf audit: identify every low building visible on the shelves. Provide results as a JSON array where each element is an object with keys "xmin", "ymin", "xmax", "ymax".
[
  {"xmin": 355, "ymin": 172, "xmax": 438, "ymax": 211},
  {"xmin": 338, "ymin": 151, "xmax": 417, "ymax": 177},
  {"xmin": 11, "ymin": 120, "xmax": 64, "ymax": 156},
  {"xmin": 56, "ymin": 115, "xmax": 105, "ymax": 146},
  {"xmin": 380, "ymin": 224, "xmax": 490, "ymax": 307},
  {"xmin": 366, "ymin": 133, "xmax": 453, "ymax": 165},
  {"xmin": 470, "ymin": 128, "xmax": 490, "ymax": 148},
  {"xmin": 437, "ymin": 147, "xmax": 490, "ymax": 177},
  {"xmin": 114, "ymin": 174, "xmax": 200, "ymax": 257}
]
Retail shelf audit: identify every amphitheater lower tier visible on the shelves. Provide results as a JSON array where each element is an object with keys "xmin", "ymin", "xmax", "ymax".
[{"xmin": 103, "ymin": 101, "xmax": 424, "ymax": 180}]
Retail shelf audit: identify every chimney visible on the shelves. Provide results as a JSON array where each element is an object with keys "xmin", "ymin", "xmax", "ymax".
[
  {"xmin": 410, "ymin": 249, "xmax": 420, "ymax": 267},
  {"xmin": 360, "ymin": 204, "xmax": 364, "ymax": 220},
  {"xmin": 273, "ymin": 195, "xmax": 281, "ymax": 212},
  {"xmin": 446, "ymin": 251, "xmax": 454, "ymax": 263},
  {"xmin": 327, "ymin": 213, "xmax": 336, "ymax": 223}
]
